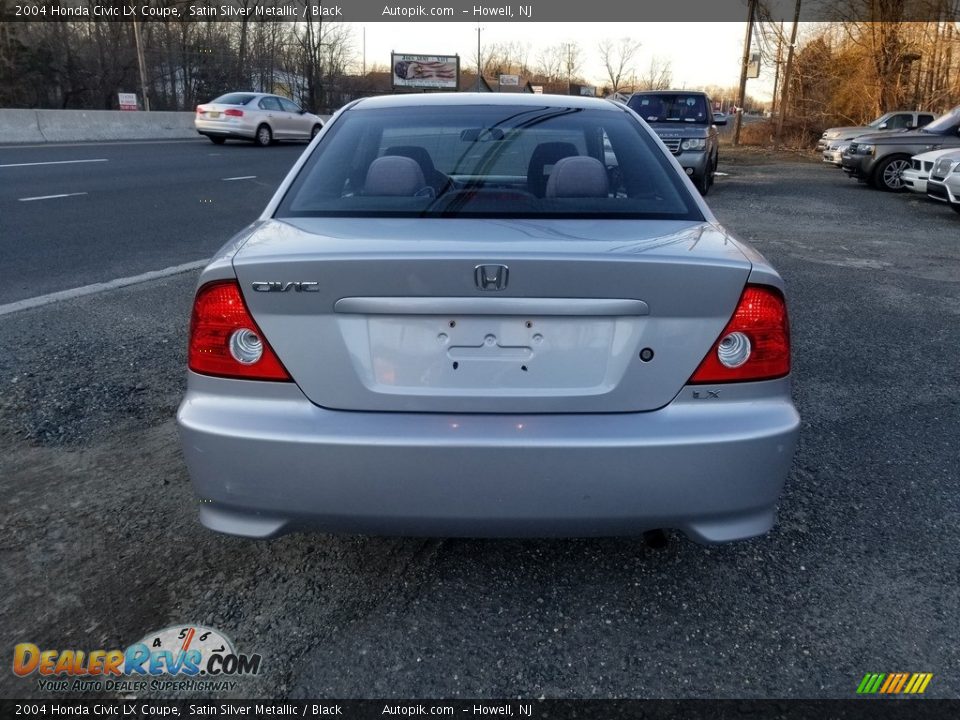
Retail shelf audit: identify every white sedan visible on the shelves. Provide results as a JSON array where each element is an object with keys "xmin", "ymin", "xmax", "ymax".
[
  {"xmin": 903, "ymin": 148, "xmax": 958, "ymax": 194},
  {"xmin": 195, "ymin": 92, "xmax": 325, "ymax": 146}
]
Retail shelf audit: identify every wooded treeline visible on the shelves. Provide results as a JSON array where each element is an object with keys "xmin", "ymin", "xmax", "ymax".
[
  {"xmin": 750, "ymin": 7, "xmax": 960, "ymax": 143},
  {"xmin": 0, "ymin": 6, "xmax": 356, "ymax": 111}
]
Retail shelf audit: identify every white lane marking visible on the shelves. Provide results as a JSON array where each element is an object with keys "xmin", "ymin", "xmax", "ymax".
[
  {"xmin": 714, "ymin": 171, "xmax": 730, "ymax": 177},
  {"xmin": 222, "ymin": 175, "xmax": 256, "ymax": 181},
  {"xmin": 19, "ymin": 192, "xmax": 88, "ymax": 202},
  {"xmin": 0, "ymin": 259, "xmax": 209, "ymax": 318},
  {"xmin": 0, "ymin": 139, "xmax": 206, "ymax": 150},
  {"xmin": 1, "ymin": 159, "xmax": 108, "ymax": 169}
]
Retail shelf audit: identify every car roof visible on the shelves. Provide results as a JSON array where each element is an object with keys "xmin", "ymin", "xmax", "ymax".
[
  {"xmin": 630, "ymin": 90, "xmax": 709, "ymax": 96},
  {"xmin": 350, "ymin": 93, "xmax": 621, "ymax": 112}
]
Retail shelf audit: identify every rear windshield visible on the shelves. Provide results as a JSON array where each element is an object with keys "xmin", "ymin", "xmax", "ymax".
[
  {"xmin": 275, "ymin": 104, "xmax": 702, "ymax": 220},
  {"xmin": 211, "ymin": 93, "xmax": 256, "ymax": 105},
  {"xmin": 628, "ymin": 94, "xmax": 709, "ymax": 124}
]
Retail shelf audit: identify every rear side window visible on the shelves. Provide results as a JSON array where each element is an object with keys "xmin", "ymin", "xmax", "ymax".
[
  {"xmin": 276, "ymin": 104, "xmax": 702, "ymax": 221},
  {"xmin": 627, "ymin": 94, "xmax": 709, "ymax": 124},
  {"xmin": 211, "ymin": 93, "xmax": 256, "ymax": 105},
  {"xmin": 886, "ymin": 114, "xmax": 913, "ymax": 129},
  {"xmin": 919, "ymin": 114, "xmax": 935, "ymax": 127},
  {"xmin": 258, "ymin": 97, "xmax": 282, "ymax": 111}
]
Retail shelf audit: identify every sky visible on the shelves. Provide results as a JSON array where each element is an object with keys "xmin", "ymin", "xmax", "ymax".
[{"xmin": 353, "ymin": 22, "xmax": 778, "ymax": 100}]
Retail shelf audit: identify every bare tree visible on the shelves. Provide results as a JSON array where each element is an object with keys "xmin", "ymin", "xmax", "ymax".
[
  {"xmin": 598, "ymin": 37, "xmax": 642, "ymax": 94},
  {"xmin": 636, "ymin": 55, "xmax": 673, "ymax": 91},
  {"xmin": 482, "ymin": 41, "xmax": 531, "ymax": 78},
  {"xmin": 534, "ymin": 43, "xmax": 564, "ymax": 82}
]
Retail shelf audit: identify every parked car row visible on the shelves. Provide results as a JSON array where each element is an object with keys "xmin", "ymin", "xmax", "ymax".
[{"xmin": 819, "ymin": 106, "xmax": 960, "ymax": 212}]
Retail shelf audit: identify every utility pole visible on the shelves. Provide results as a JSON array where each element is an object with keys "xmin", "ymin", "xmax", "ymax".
[
  {"xmin": 476, "ymin": 23, "xmax": 482, "ymax": 91},
  {"xmin": 733, "ymin": 0, "xmax": 757, "ymax": 146},
  {"xmin": 132, "ymin": 19, "xmax": 150, "ymax": 111},
  {"xmin": 775, "ymin": 0, "xmax": 802, "ymax": 144}
]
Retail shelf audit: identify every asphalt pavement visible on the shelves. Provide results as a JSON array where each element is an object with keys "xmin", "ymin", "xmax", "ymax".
[
  {"xmin": 0, "ymin": 139, "xmax": 306, "ymax": 305},
  {"xmin": 0, "ymin": 148, "xmax": 958, "ymax": 701}
]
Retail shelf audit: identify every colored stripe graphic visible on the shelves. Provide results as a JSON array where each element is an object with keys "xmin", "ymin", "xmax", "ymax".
[
  {"xmin": 904, "ymin": 674, "xmax": 920, "ymax": 694},
  {"xmin": 893, "ymin": 673, "xmax": 910, "ymax": 693},
  {"xmin": 905, "ymin": 673, "xmax": 933, "ymax": 694},
  {"xmin": 857, "ymin": 672, "xmax": 932, "ymax": 694},
  {"xmin": 857, "ymin": 673, "xmax": 886, "ymax": 694}
]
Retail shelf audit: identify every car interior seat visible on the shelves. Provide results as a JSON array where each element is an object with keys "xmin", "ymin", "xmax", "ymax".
[
  {"xmin": 363, "ymin": 155, "xmax": 426, "ymax": 196},
  {"xmin": 384, "ymin": 145, "xmax": 449, "ymax": 193},
  {"xmin": 544, "ymin": 157, "xmax": 610, "ymax": 198},
  {"xmin": 527, "ymin": 142, "xmax": 579, "ymax": 197}
]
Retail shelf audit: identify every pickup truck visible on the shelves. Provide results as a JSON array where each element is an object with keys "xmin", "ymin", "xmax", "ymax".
[
  {"xmin": 817, "ymin": 110, "xmax": 935, "ymax": 153},
  {"xmin": 626, "ymin": 90, "xmax": 724, "ymax": 195}
]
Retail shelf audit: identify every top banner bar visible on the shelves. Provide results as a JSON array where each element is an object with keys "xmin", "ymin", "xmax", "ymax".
[{"xmin": 2, "ymin": 0, "xmax": 959, "ymax": 22}]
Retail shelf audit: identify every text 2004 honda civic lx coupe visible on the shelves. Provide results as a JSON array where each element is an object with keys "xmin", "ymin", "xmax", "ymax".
[{"xmin": 177, "ymin": 94, "xmax": 800, "ymax": 544}]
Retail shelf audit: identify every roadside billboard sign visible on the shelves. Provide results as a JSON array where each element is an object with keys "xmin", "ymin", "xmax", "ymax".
[
  {"xmin": 118, "ymin": 93, "xmax": 138, "ymax": 111},
  {"xmin": 391, "ymin": 53, "xmax": 459, "ymax": 90}
]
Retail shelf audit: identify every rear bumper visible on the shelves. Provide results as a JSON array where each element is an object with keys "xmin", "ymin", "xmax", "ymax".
[
  {"xmin": 177, "ymin": 374, "xmax": 800, "ymax": 544},
  {"xmin": 195, "ymin": 118, "xmax": 254, "ymax": 140}
]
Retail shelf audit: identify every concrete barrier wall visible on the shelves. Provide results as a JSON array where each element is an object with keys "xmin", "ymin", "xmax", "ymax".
[{"xmin": 1, "ymin": 109, "xmax": 197, "ymax": 144}]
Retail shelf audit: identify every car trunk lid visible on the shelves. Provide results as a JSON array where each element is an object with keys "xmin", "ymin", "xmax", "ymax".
[{"xmin": 232, "ymin": 218, "xmax": 752, "ymax": 413}]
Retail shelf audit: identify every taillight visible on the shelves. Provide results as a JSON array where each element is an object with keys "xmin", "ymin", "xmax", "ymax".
[
  {"xmin": 689, "ymin": 285, "xmax": 790, "ymax": 383},
  {"xmin": 195, "ymin": 105, "xmax": 203, "ymax": 115},
  {"xmin": 224, "ymin": 108, "xmax": 244, "ymax": 117},
  {"xmin": 188, "ymin": 281, "xmax": 290, "ymax": 381}
]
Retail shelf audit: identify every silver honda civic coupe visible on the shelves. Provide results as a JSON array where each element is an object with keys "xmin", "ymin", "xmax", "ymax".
[{"xmin": 177, "ymin": 93, "xmax": 800, "ymax": 544}]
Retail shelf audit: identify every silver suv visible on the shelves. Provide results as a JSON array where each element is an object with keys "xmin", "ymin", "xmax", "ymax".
[{"xmin": 626, "ymin": 91, "xmax": 724, "ymax": 195}]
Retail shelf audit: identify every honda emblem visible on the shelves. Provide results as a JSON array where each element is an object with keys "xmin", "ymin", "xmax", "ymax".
[{"xmin": 474, "ymin": 264, "xmax": 509, "ymax": 291}]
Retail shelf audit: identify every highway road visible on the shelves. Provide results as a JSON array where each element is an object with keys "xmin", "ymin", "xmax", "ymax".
[
  {"xmin": 0, "ymin": 139, "xmax": 306, "ymax": 305},
  {"xmin": 1, "ymin": 144, "xmax": 959, "ymax": 701}
]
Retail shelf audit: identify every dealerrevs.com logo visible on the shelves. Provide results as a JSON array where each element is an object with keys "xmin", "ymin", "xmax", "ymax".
[
  {"xmin": 856, "ymin": 672, "xmax": 934, "ymax": 695},
  {"xmin": 13, "ymin": 625, "xmax": 262, "ymax": 693}
]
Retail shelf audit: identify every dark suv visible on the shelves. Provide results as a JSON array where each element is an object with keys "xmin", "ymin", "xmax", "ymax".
[{"xmin": 626, "ymin": 91, "xmax": 724, "ymax": 195}]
